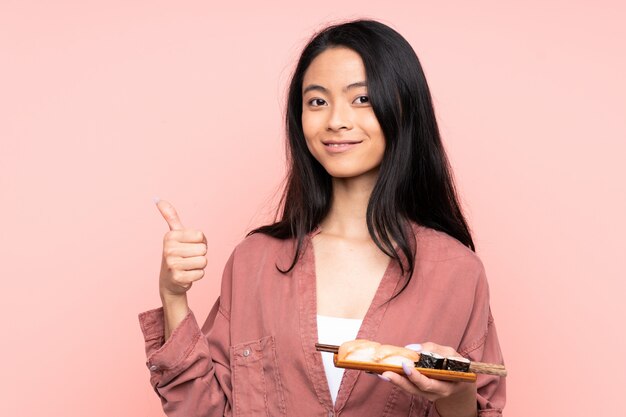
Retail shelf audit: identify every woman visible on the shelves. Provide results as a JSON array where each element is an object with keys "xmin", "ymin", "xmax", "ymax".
[{"xmin": 140, "ymin": 19, "xmax": 505, "ymax": 416}]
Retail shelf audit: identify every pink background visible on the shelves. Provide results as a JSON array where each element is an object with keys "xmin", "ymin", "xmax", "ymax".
[{"xmin": 1, "ymin": 1, "xmax": 624, "ymax": 415}]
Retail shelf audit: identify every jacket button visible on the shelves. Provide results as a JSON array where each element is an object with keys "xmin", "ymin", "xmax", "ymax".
[{"xmin": 242, "ymin": 348, "xmax": 251, "ymax": 357}]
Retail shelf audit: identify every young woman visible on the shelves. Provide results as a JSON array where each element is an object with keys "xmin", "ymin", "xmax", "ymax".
[{"xmin": 140, "ymin": 19, "xmax": 505, "ymax": 417}]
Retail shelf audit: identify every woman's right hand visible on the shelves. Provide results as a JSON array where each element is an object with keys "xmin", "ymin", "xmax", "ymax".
[{"xmin": 156, "ymin": 199, "xmax": 208, "ymax": 299}]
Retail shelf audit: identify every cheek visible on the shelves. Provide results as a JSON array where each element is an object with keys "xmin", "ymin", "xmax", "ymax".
[
  {"xmin": 364, "ymin": 120, "xmax": 385, "ymax": 151},
  {"xmin": 300, "ymin": 121, "xmax": 315, "ymax": 156},
  {"xmin": 301, "ymin": 113, "xmax": 322, "ymax": 148},
  {"xmin": 361, "ymin": 111, "xmax": 384, "ymax": 138},
  {"xmin": 301, "ymin": 113, "xmax": 313, "ymax": 139}
]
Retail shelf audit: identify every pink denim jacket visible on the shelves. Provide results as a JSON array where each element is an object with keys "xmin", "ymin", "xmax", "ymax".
[{"xmin": 139, "ymin": 223, "xmax": 506, "ymax": 416}]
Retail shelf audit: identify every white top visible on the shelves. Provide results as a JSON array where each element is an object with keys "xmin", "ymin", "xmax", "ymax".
[{"xmin": 316, "ymin": 314, "xmax": 363, "ymax": 405}]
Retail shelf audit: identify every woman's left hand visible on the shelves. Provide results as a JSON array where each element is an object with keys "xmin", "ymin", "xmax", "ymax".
[{"xmin": 379, "ymin": 342, "xmax": 478, "ymax": 417}]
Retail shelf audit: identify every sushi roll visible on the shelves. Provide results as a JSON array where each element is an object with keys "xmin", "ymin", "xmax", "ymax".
[
  {"xmin": 444, "ymin": 356, "xmax": 471, "ymax": 373},
  {"xmin": 415, "ymin": 351, "xmax": 445, "ymax": 369}
]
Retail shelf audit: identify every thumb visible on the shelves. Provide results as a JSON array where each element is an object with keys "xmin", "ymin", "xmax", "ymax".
[{"xmin": 155, "ymin": 198, "xmax": 185, "ymax": 231}]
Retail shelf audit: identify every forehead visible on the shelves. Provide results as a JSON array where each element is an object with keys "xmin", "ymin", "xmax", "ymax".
[{"xmin": 302, "ymin": 47, "xmax": 367, "ymax": 89}]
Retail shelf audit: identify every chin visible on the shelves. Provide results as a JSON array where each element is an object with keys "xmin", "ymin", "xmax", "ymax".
[
  {"xmin": 322, "ymin": 164, "xmax": 380, "ymax": 181},
  {"xmin": 321, "ymin": 164, "xmax": 358, "ymax": 178}
]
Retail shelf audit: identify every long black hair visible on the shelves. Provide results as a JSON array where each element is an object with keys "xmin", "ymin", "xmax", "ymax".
[{"xmin": 249, "ymin": 19, "xmax": 474, "ymax": 289}]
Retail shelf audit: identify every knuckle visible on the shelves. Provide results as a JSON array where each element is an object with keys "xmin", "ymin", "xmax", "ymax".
[
  {"xmin": 172, "ymin": 270, "xmax": 186, "ymax": 283},
  {"xmin": 425, "ymin": 380, "xmax": 435, "ymax": 392},
  {"xmin": 163, "ymin": 246, "xmax": 176, "ymax": 257},
  {"xmin": 165, "ymin": 257, "xmax": 176, "ymax": 269},
  {"xmin": 163, "ymin": 231, "xmax": 176, "ymax": 242},
  {"xmin": 410, "ymin": 374, "xmax": 425, "ymax": 389}
]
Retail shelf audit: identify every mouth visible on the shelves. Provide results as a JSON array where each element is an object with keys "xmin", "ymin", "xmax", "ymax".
[
  {"xmin": 321, "ymin": 140, "xmax": 363, "ymax": 153},
  {"xmin": 322, "ymin": 140, "xmax": 363, "ymax": 147}
]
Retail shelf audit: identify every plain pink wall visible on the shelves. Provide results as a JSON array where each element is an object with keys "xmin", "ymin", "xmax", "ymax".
[{"xmin": 1, "ymin": 1, "xmax": 624, "ymax": 415}]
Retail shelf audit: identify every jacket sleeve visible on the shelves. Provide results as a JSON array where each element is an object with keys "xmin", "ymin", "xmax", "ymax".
[
  {"xmin": 460, "ymin": 260, "xmax": 506, "ymax": 417},
  {"xmin": 433, "ymin": 258, "xmax": 506, "ymax": 417},
  {"xmin": 469, "ymin": 309, "xmax": 506, "ymax": 417},
  {"xmin": 138, "ymin": 252, "xmax": 235, "ymax": 417}
]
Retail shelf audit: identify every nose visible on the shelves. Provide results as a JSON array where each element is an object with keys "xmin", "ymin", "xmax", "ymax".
[{"xmin": 326, "ymin": 101, "xmax": 353, "ymax": 131}]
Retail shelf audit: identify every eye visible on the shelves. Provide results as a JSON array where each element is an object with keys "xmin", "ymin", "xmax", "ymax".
[
  {"xmin": 353, "ymin": 95, "xmax": 370, "ymax": 105},
  {"xmin": 307, "ymin": 98, "xmax": 327, "ymax": 107}
]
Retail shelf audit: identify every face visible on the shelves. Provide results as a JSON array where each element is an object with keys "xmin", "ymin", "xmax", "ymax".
[{"xmin": 301, "ymin": 47, "xmax": 385, "ymax": 180}]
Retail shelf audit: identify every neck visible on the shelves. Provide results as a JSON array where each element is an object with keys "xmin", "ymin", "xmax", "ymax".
[{"xmin": 320, "ymin": 169, "xmax": 378, "ymax": 240}]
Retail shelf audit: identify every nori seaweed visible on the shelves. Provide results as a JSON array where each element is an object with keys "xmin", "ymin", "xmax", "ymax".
[
  {"xmin": 444, "ymin": 357, "xmax": 470, "ymax": 372},
  {"xmin": 415, "ymin": 352, "xmax": 445, "ymax": 369}
]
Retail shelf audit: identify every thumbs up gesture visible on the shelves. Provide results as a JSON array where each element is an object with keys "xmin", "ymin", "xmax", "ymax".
[{"xmin": 156, "ymin": 199, "xmax": 208, "ymax": 298}]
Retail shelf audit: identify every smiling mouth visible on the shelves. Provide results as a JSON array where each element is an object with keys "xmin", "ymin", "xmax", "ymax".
[
  {"xmin": 323, "ymin": 141, "xmax": 363, "ymax": 147},
  {"xmin": 322, "ymin": 141, "xmax": 363, "ymax": 153}
]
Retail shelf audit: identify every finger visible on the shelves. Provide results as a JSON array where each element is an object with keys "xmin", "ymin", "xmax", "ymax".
[
  {"xmin": 381, "ymin": 371, "xmax": 433, "ymax": 400},
  {"xmin": 420, "ymin": 342, "xmax": 459, "ymax": 358},
  {"xmin": 179, "ymin": 255, "xmax": 208, "ymax": 271},
  {"xmin": 171, "ymin": 269, "xmax": 205, "ymax": 285},
  {"xmin": 383, "ymin": 368, "xmax": 449, "ymax": 403},
  {"xmin": 163, "ymin": 242, "xmax": 208, "ymax": 257},
  {"xmin": 401, "ymin": 362, "xmax": 441, "ymax": 394},
  {"xmin": 156, "ymin": 199, "xmax": 185, "ymax": 231},
  {"xmin": 166, "ymin": 255, "xmax": 207, "ymax": 272},
  {"xmin": 165, "ymin": 230, "xmax": 206, "ymax": 244},
  {"xmin": 185, "ymin": 269, "xmax": 205, "ymax": 282},
  {"xmin": 420, "ymin": 342, "xmax": 437, "ymax": 352}
]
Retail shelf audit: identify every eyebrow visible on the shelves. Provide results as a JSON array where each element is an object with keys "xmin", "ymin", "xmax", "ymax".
[{"xmin": 302, "ymin": 81, "xmax": 368, "ymax": 95}]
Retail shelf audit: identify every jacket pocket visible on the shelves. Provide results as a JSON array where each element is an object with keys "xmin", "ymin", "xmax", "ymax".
[{"xmin": 231, "ymin": 335, "xmax": 287, "ymax": 417}]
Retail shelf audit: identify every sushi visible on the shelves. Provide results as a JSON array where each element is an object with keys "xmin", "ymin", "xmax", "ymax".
[
  {"xmin": 444, "ymin": 356, "xmax": 471, "ymax": 373},
  {"xmin": 337, "ymin": 339, "xmax": 420, "ymax": 365},
  {"xmin": 415, "ymin": 351, "xmax": 445, "ymax": 369}
]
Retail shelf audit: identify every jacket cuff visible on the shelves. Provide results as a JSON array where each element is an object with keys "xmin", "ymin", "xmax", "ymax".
[
  {"xmin": 138, "ymin": 307, "xmax": 202, "ymax": 373},
  {"xmin": 139, "ymin": 307, "xmax": 166, "ymax": 342}
]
